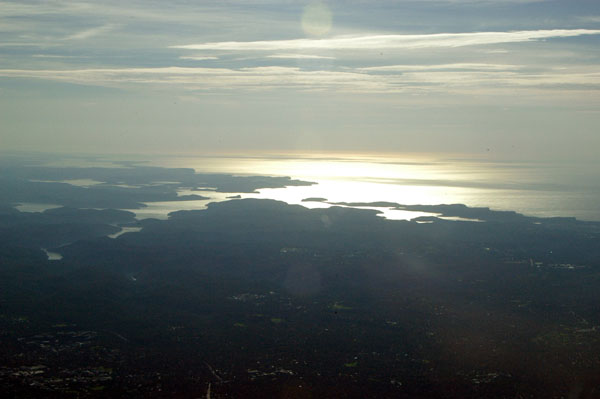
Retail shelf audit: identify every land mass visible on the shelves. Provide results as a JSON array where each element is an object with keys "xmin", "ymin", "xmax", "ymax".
[{"xmin": 1, "ymin": 157, "xmax": 599, "ymax": 398}]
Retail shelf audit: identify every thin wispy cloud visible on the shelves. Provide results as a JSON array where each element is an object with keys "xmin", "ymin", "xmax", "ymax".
[
  {"xmin": 358, "ymin": 63, "xmax": 522, "ymax": 72},
  {"xmin": 1, "ymin": 64, "xmax": 598, "ymax": 95},
  {"xmin": 0, "ymin": 43, "xmax": 41, "ymax": 47},
  {"xmin": 0, "ymin": 66, "xmax": 380, "ymax": 92},
  {"xmin": 171, "ymin": 29, "xmax": 600, "ymax": 51},
  {"xmin": 578, "ymin": 16, "xmax": 600, "ymax": 23},
  {"xmin": 31, "ymin": 54, "xmax": 86, "ymax": 59},
  {"xmin": 266, "ymin": 54, "xmax": 335, "ymax": 60},
  {"xmin": 179, "ymin": 56, "xmax": 219, "ymax": 61},
  {"xmin": 64, "ymin": 24, "xmax": 116, "ymax": 40}
]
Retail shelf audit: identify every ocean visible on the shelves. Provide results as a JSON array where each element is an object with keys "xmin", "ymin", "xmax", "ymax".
[{"xmin": 134, "ymin": 153, "xmax": 600, "ymax": 222}]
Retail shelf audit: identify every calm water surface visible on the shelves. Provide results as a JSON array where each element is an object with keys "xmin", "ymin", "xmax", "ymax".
[
  {"xmin": 146, "ymin": 154, "xmax": 600, "ymax": 222},
  {"xmin": 34, "ymin": 153, "xmax": 599, "ymax": 222}
]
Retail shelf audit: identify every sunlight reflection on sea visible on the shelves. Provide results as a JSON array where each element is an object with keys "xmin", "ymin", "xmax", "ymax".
[{"xmin": 133, "ymin": 153, "xmax": 600, "ymax": 221}]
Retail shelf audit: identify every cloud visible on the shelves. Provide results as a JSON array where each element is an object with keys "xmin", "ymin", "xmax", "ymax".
[
  {"xmin": 266, "ymin": 54, "xmax": 335, "ymax": 60},
  {"xmin": 0, "ymin": 42, "xmax": 41, "ymax": 47},
  {"xmin": 0, "ymin": 66, "xmax": 382, "ymax": 92},
  {"xmin": 1, "ymin": 64, "xmax": 599, "ymax": 95},
  {"xmin": 179, "ymin": 56, "xmax": 219, "ymax": 61},
  {"xmin": 358, "ymin": 63, "xmax": 522, "ymax": 72},
  {"xmin": 0, "ymin": 0, "xmax": 287, "ymax": 29},
  {"xmin": 31, "ymin": 54, "xmax": 86, "ymax": 59},
  {"xmin": 578, "ymin": 16, "xmax": 600, "ymax": 23},
  {"xmin": 64, "ymin": 24, "xmax": 116, "ymax": 40},
  {"xmin": 171, "ymin": 29, "xmax": 600, "ymax": 51}
]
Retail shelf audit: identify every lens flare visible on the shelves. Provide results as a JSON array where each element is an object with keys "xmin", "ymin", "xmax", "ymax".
[{"xmin": 301, "ymin": 2, "xmax": 332, "ymax": 37}]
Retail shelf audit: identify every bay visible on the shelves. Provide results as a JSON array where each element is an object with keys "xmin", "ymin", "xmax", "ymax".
[{"xmin": 144, "ymin": 153, "xmax": 600, "ymax": 222}]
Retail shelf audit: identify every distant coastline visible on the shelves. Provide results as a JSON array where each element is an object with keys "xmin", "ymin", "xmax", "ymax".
[{"xmin": 2, "ymin": 152, "xmax": 599, "ymax": 222}]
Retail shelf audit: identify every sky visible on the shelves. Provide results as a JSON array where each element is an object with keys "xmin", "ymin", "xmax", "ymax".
[{"xmin": 1, "ymin": 0, "xmax": 599, "ymax": 159}]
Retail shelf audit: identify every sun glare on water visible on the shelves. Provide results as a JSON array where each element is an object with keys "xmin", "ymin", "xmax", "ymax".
[
  {"xmin": 229, "ymin": 154, "xmax": 475, "ymax": 220},
  {"xmin": 146, "ymin": 152, "xmax": 599, "ymax": 221},
  {"xmin": 150, "ymin": 152, "xmax": 464, "ymax": 220}
]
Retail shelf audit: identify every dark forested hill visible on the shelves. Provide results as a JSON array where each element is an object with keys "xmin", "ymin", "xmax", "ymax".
[{"xmin": 2, "ymin": 195, "xmax": 600, "ymax": 398}]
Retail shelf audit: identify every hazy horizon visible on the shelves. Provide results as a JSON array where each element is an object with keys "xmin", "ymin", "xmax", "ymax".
[{"xmin": 1, "ymin": 0, "xmax": 600, "ymax": 160}]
